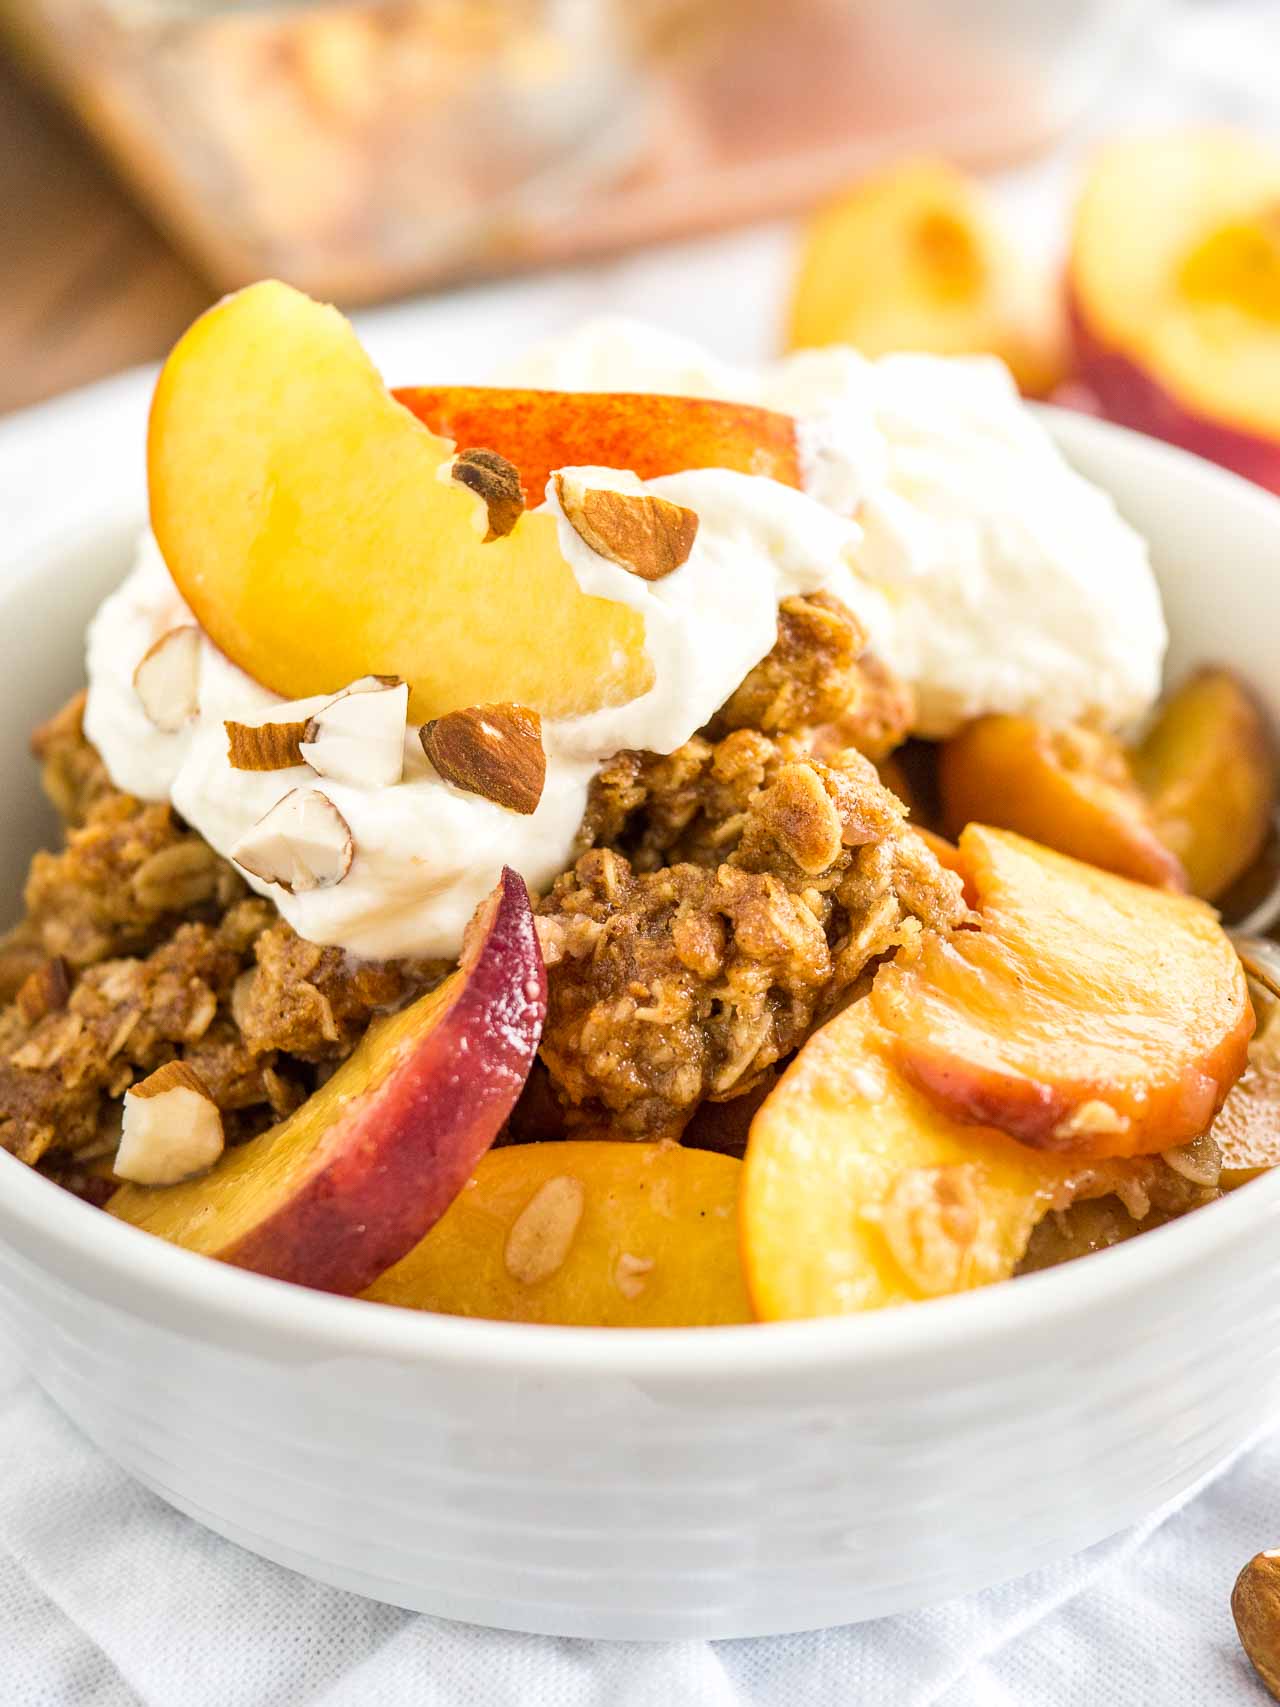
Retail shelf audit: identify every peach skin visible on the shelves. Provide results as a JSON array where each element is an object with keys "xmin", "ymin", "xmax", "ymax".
[
  {"xmin": 393, "ymin": 386, "xmax": 801, "ymax": 503},
  {"xmin": 110, "ymin": 869, "xmax": 545, "ymax": 1294}
]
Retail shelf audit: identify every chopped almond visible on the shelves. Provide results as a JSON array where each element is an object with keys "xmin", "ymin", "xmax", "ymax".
[
  {"xmin": 503, "ymin": 1174, "xmax": 585, "ymax": 1284},
  {"xmin": 231, "ymin": 789, "xmax": 354, "ymax": 893},
  {"xmin": 554, "ymin": 473, "xmax": 698, "ymax": 581},
  {"xmin": 450, "ymin": 448, "xmax": 525, "ymax": 541},
  {"xmin": 15, "ymin": 957, "xmax": 71, "ymax": 1026},
  {"xmin": 116, "ymin": 1060, "xmax": 224, "ymax": 1185},
  {"xmin": 421, "ymin": 703, "xmax": 545, "ymax": 815},
  {"xmin": 225, "ymin": 718, "xmax": 308, "ymax": 771},
  {"xmin": 133, "ymin": 625, "xmax": 200, "ymax": 731},
  {"xmin": 301, "ymin": 678, "xmax": 408, "ymax": 788}
]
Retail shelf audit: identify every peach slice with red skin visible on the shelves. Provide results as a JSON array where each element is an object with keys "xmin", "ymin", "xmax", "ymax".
[
  {"xmin": 363, "ymin": 1140, "xmax": 752, "ymax": 1326},
  {"xmin": 1133, "ymin": 667, "xmax": 1278, "ymax": 902},
  {"xmin": 148, "ymin": 281, "xmax": 650, "ymax": 724},
  {"xmin": 1070, "ymin": 133, "xmax": 1280, "ymax": 490},
  {"xmin": 939, "ymin": 715, "xmax": 1187, "ymax": 891},
  {"xmin": 787, "ymin": 158, "xmax": 1068, "ymax": 397},
  {"xmin": 393, "ymin": 386, "xmax": 802, "ymax": 504},
  {"xmin": 742, "ymin": 1000, "xmax": 1147, "ymax": 1319},
  {"xmin": 873, "ymin": 826, "xmax": 1252, "ymax": 1159},
  {"xmin": 109, "ymin": 869, "xmax": 545, "ymax": 1294}
]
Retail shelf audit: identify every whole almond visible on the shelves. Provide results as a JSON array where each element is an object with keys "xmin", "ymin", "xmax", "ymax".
[
  {"xmin": 554, "ymin": 473, "xmax": 698, "ymax": 581},
  {"xmin": 421, "ymin": 703, "xmax": 545, "ymax": 815},
  {"xmin": 1234, "ymin": 1552, "xmax": 1280, "ymax": 1700},
  {"xmin": 451, "ymin": 448, "xmax": 525, "ymax": 541}
]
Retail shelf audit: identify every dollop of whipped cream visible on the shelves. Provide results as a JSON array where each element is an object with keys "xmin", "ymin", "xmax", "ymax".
[
  {"xmin": 86, "ymin": 316, "xmax": 1166, "ymax": 962},
  {"xmin": 85, "ymin": 469, "xmax": 871, "ymax": 961},
  {"xmin": 509, "ymin": 318, "xmax": 1168, "ymax": 738}
]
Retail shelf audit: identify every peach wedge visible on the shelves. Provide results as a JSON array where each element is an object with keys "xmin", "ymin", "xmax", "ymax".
[
  {"xmin": 110, "ymin": 869, "xmax": 545, "ymax": 1293},
  {"xmin": 742, "ymin": 1001, "xmax": 1111, "ymax": 1319},
  {"xmin": 788, "ymin": 159, "xmax": 1067, "ymax": 396},
  {"xmin": 1071, "ymin": 132, "xmax": 1280, "ymax": 489},
  {"xmin": 873, "ymin": 826, "xmax": 1252, "ymax": 1159},
  {"xmin": 364, "ymin": 1140, "xmax": 752, "ymax": 1326},
  {"xmin": 148, "ymin": 281, "xmax": 649, "ymax": 723},
  {"xmin": 1133, "ymin": 667, "xmax": 1277, "ymax": 902},
  {"xmin": 939, "ymin": 715, "xmax": 1186, "ymax": 890},
  {"xmin": 394, "ymin": 386, "xmax": 801, "ymax": 504}
]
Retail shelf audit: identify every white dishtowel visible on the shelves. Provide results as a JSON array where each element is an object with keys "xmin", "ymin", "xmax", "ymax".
[
  {"xmin": 0, "ymin": 1347, "xmax": 1274, "ymax": 1706},
  {"xmin": 5, "ymin": 2, "xmax": 1280, "ymax": 1700}
]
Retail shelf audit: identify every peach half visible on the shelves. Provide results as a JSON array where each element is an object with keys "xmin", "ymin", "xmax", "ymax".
[
  {"xmin": 1071, "ymin": 132, "xmax": 1280, "ymax": 490},
  {"xmin": 109, "ymin": 869, "xmax": 545, "ymax": 1293},
  {"xmin": 364, "ymin": 1140, "xmax": 751, "ymax": 1326},
  {"xmin": 787, "ymin": 159, "xmax": 1067, "ymax": 396},
  {"xmin": 148, "ymin": 281, "xmax": 650, "ymax": 723},
  {"xmin": 393, "ymin": 386, "xmax": 801, "ymax": 504}
]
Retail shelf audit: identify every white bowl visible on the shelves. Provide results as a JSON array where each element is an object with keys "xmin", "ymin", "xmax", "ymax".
[{"xmin": 1, "ymin": 397, "xmax": 1280, "ymax": 1642}]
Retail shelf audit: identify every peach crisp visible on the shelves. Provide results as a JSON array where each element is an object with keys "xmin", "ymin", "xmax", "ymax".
[{"xmin": 0, "ymin": 285, "xmax": 1274, "ymax": 1324}]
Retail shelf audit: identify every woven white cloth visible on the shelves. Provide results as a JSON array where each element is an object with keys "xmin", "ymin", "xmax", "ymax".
[{"xmin": 5, "ymin": 2, "xmax": 1280, "ymax": 1700}]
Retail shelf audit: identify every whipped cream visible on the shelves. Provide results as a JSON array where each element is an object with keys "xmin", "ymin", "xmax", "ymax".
[
  {"xmin": 510, "ymin": 318, "xmax": 1167, "ymax": 737},
  {"xmin": 86, "ymin": 471, "xmax": 869, "ymax": 960}
]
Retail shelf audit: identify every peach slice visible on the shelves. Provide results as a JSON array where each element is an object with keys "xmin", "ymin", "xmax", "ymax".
[
  {"xmin": 1213, "ymin": 1001, "xmax": 1280, "ymax": 1188},
  {"xmin": 109, "ymin": 869, "xmax": 545, "ymax": 1293},
  {"xmin": 1132, "ymin": 668, "xmax": 1278, "ymax": 902},
  {"xmin": 363, "ymin": 1141, "xmax": 752, "ymax": 1326},
  {"xmin": 787, "ymin": 159, "xmax": 1068, "ymax": 397},
  {"xmin": 873, "ymin": 826, "xmax": 1252, "ymax": 1159},
  {"xmin": 742, "ymin": 1000, "xmax": 1118, "ymax": 1318},
  {"xmin": 393, "ymin": 386, "xmax": 801, "ymax": 504},
  {"xmin": 939, "ymin": 715, "xmax": 1187, "ymax": 890},
  {"xmin": 1070, "ymin": 133, "xmax": 1280, "ymax": 489},
  {"xmin": 148, "ymin": 281, "xmax": 649, "ymax": 723}
]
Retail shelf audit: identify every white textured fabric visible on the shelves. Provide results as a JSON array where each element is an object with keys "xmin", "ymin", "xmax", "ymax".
[{"xmin": 6, "ymin": 2, "xmax": 1280, "ymax": 1699}]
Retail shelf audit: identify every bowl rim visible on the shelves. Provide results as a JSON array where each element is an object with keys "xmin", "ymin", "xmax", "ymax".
[{"xmin": 4, "ymin": 389, "xmax": 1280, "ymax": 1380}]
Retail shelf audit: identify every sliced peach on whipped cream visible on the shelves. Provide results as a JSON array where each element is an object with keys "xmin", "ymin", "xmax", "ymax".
[
  {"xmin": 109, "ymin": 869, "xmax": 545, "ymax": 1294},
  {"xmin": 148, "ymin": 281, "xmax": 651, "ymax": 723},
  {"xmin": 364, "ymin": 1140, "xmax": 751, "ymax": 1326},
  {"xmin": 394, "ymin": 386, "xmax": 802, "ymax": 504},
  {"xmin": 787, "ymin": 159, "xmax": 1067, "ymax": 397},
  {"xmin": 873, "ymin": 827, "xmax": 1252, "ymax": 1160},
  {"xmin": 1070, "ymin": 132, "xmax": 1280, "ymax": 489}
]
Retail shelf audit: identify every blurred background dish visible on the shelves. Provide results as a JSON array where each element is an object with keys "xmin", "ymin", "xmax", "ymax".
[{"xmin": 0, "ymin": 0, "xmax": 1160, "ymax": 409}]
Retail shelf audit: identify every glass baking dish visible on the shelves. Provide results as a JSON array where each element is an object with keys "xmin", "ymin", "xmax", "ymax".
[{"xmin": 0, "ymin": 0, "xmax": 1163, "ymax": 302}]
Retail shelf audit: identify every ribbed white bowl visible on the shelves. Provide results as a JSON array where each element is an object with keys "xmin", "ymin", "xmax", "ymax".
[{"xmin": 1, "ymin": 400, "xmax": 1278, "ymax": 1640}]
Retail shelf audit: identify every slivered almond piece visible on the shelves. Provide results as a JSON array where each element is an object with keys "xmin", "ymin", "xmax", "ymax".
[
  {"xmin": 15, "ymin": 957, "xmax": 71, "ymax": 1026},
  {"xmin": 301, "ymin": 678, "xmax": 408, "ymax": 788},
  {"xmin": 421, "ymin": 703, "xmax": 545, "ymax": 815},
  {"xmin": 554, "ymin": 473, "xmax": 698, "ymax": 580},
  {"xmin": 450, "ymin": 448, "xmax": 525, "ymax": 541},
  {"xmin": 504, "ymin": 1174, "xmax": 585, "ymax": 1284},
  {"xmin": 225, "ymin": 718, "xmax": 308, "ymax": 771},
  {"xmin": 133, "ymin": 625, "xmax": 200, "ymax": 731},
  {"xmin": 116, "ymin": 1060, "xmax": 224, "ymax": 1185},
  {"xmin": 231, "ymin": 789, "xmax": 354, "ymax": 893}
]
